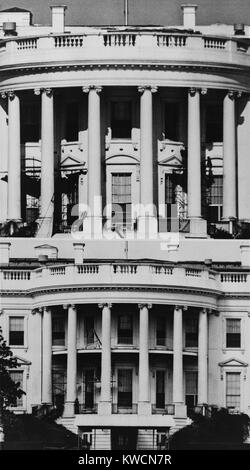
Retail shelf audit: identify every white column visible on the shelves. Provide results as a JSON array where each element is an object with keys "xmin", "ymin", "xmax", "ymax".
[
  {"xmin": 187, "ymin": 88, "xmax": 207, "ymax": 236},
  {"xmin": 98, "ymin": 303, "xmax": 112, "ymax": 414},
  {"xmin": 138, "ymin": 303, "xmax": 151, "ymax": 415},
  {"xmin": 83, "ymin": 86, "xmax": 102, "ymax": 236},
  {"xmin": 64, "ymin": 305, "xmax": 77, "ymax": 416},
  {"xmin": 173, "ymin": 306, "xmax": 183, "ymax": 405},
  {"xmin": 38, "ymin": 88, "xmax": 54, "ymax": 237},
  {"xmin": 223, "ymin": 91, "xmax": 237, "ymax": 221},
  {"xmin": 198, "ymin": 309, "xmax": 208, "ymax": 405},
  {"xmin": 138, "ymin": 86, "xmax": 157, "ymax": 237},
  {"xmin": 31, "ymin": 309, "xmax": 42, "ymax": 407},
  {"xmin": 42, "ymin": 307, "xmax": 52, "ymax": 404},
  {"xmin": 7, "ymin": 91, "xmax": 21, "ymax": 221},
  {"xmin": 0, "ymin": 97, "xmax": 9, "ymax": 223}
]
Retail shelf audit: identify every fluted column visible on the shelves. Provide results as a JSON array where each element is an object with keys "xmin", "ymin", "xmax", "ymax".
[
  {"xmin": 187, "ymin": 88, "xmax": 207, "ymax": 236},
  {"xmin": 42, "ymin": 307, "xmax": 52, "ymax": 404},
  {"xmin": 83, "ymin": 86, "xmax": 102, "ymax": 236},
  {"xmin": 7, "ymin": 91, "xmax": 21, "ymax": 221},
  {"xmin": 64, "ymin": 305, "xmax": 77, "ymax": 416},
  {"xmin": 223, "ymin": 91, "xmax": 237, "ymax": 222},
  {"xmin": 173, "ymin": 306, "xmax": 183, "ymax": 404},
  {"xmin": 98, "ymin": 303, "xmax": 112, "ymax": 415},
  {"xmin": 38, "ymin": 88, "xmax": 54, "ymax": 237},
  {"xmin": 138, "ymin": 303, "xmax": 151, "ymax": 415},
  {"xmin": 198, "ymin": 309, "xmax": 208, "ymax": 405},
  {"xmin": 138, "ymin": 86, "xmax": 157, "ymax": 237}
]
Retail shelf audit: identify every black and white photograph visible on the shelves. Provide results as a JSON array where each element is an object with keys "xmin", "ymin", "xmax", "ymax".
[{"xmin": 0, "ymin": 0, "xmax": 250, "ymax": 462}]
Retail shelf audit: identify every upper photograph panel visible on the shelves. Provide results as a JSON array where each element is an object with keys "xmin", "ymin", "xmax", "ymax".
[{"xmin": 0, "ymin": 1, "xmax": 249, "ymax": 240}]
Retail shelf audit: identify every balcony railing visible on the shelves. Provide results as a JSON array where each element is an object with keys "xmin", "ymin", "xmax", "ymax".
[
  {"xmin": 77, "ymin": 404, "xmax": 98, "ymax": 414},
  {"xmin": 112, "ymin": 404, "xmax": 138, "ymax": 414},
  {"xmin": 152, "ymin": 404, "xmax": 175, "ymax": 415}
]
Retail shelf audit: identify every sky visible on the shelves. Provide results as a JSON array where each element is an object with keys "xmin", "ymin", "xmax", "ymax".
[{"xmin": 0, "ymin": 0, "xmax": 250, "ymax": 26}]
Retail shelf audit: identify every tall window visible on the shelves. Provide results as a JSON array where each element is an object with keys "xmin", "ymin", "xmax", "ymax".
[
  {"xmin": 52, "ymin": 316, "xmax": 65, "ymax": 346},
  {"xmin": 185, "ymin": 371, "xmax": 198, "ymax": 410},
  {"xmin": 185, "ymin": 317, "xmax": 198, "ymax": 348},
  {"xmin": 111, "ymin": 101, "xmax": 132, "ymax": 138},
  {"xmin": 156, "ymin": 370, "xmax": 165, "ymax": 408},
  {"xmin": 21, "ymin": 102, "xmax": 40, "ymax": 143},
  {"xmin": 208, "ymin": 175, "xmax": 223, "ymax": 223},
  {"xmin": 65, "ymin": 101, "xmax": 79, "ymax": 141},
  {"xmin": 118, "ymin": 314, "xmax": 133, "ymax": 344},
  {"xmin": 52, "ymin": 370, "xmax": 66, "ymax": 408},
  {"xmin": 117, "ymin": 369, "xmax": 133, "ymax": 407},
  {"xmin": 83, "ymin": 370, "xmax": 95, "ymax": 408},
  {"xmin": 226, "ymin": 372, "xmax": 241, "ymax": 409},
  {"xmin": 112, "ymin": 173, "xmax": 132, "ymax": 230},
  {"xmin": 84, "ymin": 317, "xmax": 95, "ymax": 345},
  {"xmin": 206, "ymin": 104, "xmax": 223, "ymax": 142},
  {"xmin": 226, "ymin": 319, "xmax": 241, "ymax": 348},
  {"xmin": 156, "ymin": 317, "xmax": 166, "ymax": 346},
  {"xmin": 9, "ymin": 317, "xmax": 24, "ymax": 346},
  {"xmin": 165, "ymin": 102, "xmax": 179, "ymax": 141},
  {"xmin": 9, "ymin": 371, "xmax": 24, "ymax": 407}
]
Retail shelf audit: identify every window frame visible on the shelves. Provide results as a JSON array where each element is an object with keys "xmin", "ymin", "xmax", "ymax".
[
  {"xmin": 223, "ymin": 316, "xmax": 244, "ymax": 352},
  {"xmin": 109, "ymin": 97, "xmax": 134, "ymax": 140},
  {"xmin": 8, "ymin": 368, "xmax": 26, "ymax": 410},
  {"xmin": 7, "ymin": 313, "xmax": 28, "ymax": 349},
  {"xmin": 52, "ymin": 315, "xmax": 66, "ymax": 347}
]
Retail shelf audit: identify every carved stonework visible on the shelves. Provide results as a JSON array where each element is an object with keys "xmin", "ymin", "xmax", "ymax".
[
  {"xmin": 82, "ymin": 85, "xmax": 102, "ymax": 94},
  {"xmin": 138, "ymin": 85, "xmax": 158, "ymax": 94}
]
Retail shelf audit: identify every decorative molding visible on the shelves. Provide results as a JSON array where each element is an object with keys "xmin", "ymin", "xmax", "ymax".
[
  {"xmin": 34, "ymin": 88, "xmax": 41, "ymax": 95},
  {"xmin": 82, "ymin": 85, "xmax": 102, "ymax": 94},
  {"xmin": 201, "ymin": 88, "xmax": 207, "ymax": 95},
  {"xmin": 138, "ymin": 85, "xmax": 158, "ymax": 94},
  {"xmin": 189, "ymin": 87, "xmax": 197, "ymax": 96},
  {"xmin": 98, "ymin": 303, "xmax": 112, "ymax": 309},
  {"xmin": 138, "ymin": 303, "xmax": 152, "ymax": 310},
  {"xmin": 43, "ymin": 88, "xmax": 53, "ymax": 97}
]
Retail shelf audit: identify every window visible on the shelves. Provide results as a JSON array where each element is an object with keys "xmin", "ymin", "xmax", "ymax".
[
  {"xmin": 185, "ymin": 371, "xmax": 198, "ymax": 410},
  {"xmin": 118, "ymin": 314, "xmax": 133, "ymax": 344},
  {"xmin": 83, "ymin": 370, "xmax": 95, "ymax": 408},
  {"xmin": 208, "ymin": 175, "xmax": 223, "ymax": 223},
  {"xmin": 111, "ymin": 101, "xmax": 132, "ymax": 138},
  {"xmin": 226, "ymin": 372, "xmax": 241, "ymax": 409},
  {"xmin": 157, "ymin": 429, "xmax": 169, "ymax": 450},
  {"xmin": 21, "ymin": 102, "xmax": 40, "ymax": 143},
  {"xmin": 9, "ymin": 371, "xmax": 24, "ymax": 407},
  {"xmin": 226, "ymin": 319, "xmax": 241, "ymax": 348},
  {"xmin": 65, "ymin": 101, "xmax": 79, "ymax": 141},
  {"xmin": 9, "ymin": 317, "xmax": 24, "ymax": 346},
  {"xmin": 185, "ymin": 317, "xmax": 198, "ymax": 348},
  {"xmin": 206, "ymin": 104, "xmax": 223, "ymax": 142},
  {"xmin": 52, "ymin": 316, "xmax": 65, "ymax": 346},
  {"xmin": 112, "ymin": 173, "xmax": 132, "ymax": 230},
  {"xmin": 165, "ymin": 102, "xmax": 179, "ymax": 141},
  {"xmin": 84, "ymin": 317, "xmax": 95, "ymax": 345},
  {"xmin": 52, "ymin": 370, "xmax": 66, "ymax": 408},
  {"xmin": 156, "ymin": 317, "xmax": 166, "ymax": 346},
  {"xmin": 156, "ymin": 370, "xmax": 165, "ymax": 408},
  {"xmin": 117, "ymin": 369, "xmax": 132, "ymax": 407}
]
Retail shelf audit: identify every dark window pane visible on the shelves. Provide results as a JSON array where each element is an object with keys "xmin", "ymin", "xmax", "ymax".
[
  {"xmin": 226, "ymin": 319, "xmax": 241, "ymax": 348},
  {"xmin": 9, "ymin": 317, "xmax": 24, "ymax": 346},
  {"xmin": 111, "ymin": 101, "xmax": 132, "ymax": 138},
  {"xmin": 65, "ymin": 101, "xmax": 79, "ymax": 141},
  {"xmin": 165, "ymin": 102, "xmax": 179, "ymax": 141},
  {"xmin": 118, "ymin": 314, "xmax": 133, "ymax": 344},
  {"xmin": 52, "ymin": 316, "xmax": 65, "ymax": 346},
  {"xmin": 156, "ymin": 371, "xmax": 165, "ymax": 408},
  {"xmin": 118, "ymin": 369, "xmax": 132, "ymax": 407},
  {"xmin": 206, "ymin": 104, "xmax": 223, "ymax": 142},
  {"xmin": 156, "ymin": 318, "xmax": 165, "ymax": 346},
  {"xmin": 185, "ymin": 318, "xmax": 198, "ymax": 348},
  {"xmin": 85, "ymin": 317, "xmax": 95, "ymax": 345}
]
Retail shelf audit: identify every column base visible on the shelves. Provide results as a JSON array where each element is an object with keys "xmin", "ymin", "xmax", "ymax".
[
  {"xmin": 186, "ymin": 218, "xmax": 207, "ymax": 238},
  {"xmin": 174, "ymin": 403, "xmax": 187, "ymax": 419},
  {"xmin": 36, "ymin": 217, "xmax": 53, "ymax": 238},
  {"xmin": 138, "ymin": 401, "xmax": 151, "ymax": 416},
  {"xmin": 63, "ymin": 401, "xmax": 75, "ymax": 417},
  {"xmin": 137, "ymin": 216, "xmax": 158, "ymax": 240},
  {"xmin": 98, "ymin": 401, "xmax": 112, "ymax": 415},
  {"xmin": 82, "ymin": 216, "xmax": 103, "ymax": 239}
]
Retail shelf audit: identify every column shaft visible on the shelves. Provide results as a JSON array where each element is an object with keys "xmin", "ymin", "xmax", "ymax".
[
  {"xmin": 187, "ymin": 89, "xmax": 201, "ymax": 219},
  {"xmin": 8, "ymin": 92, "xmax": 21, "ymax": 221},
  {"xmin": 198, "ymin": 309, "xmax": 208, "ymax": 405},
  {"xmin": 173, "ymin": 307, "xmax": 183, "ymax": 404},
  {"xmin": 223, "ymin": 92, "xmax": 236, "ymax": 220},
  {"xmin": 138, "ymin": 304, "xmax": 150, "ymax": 402},
  {"xmin": 42, "ymin": 307, "xmax": 52, "ymax": 404},
  {"xmin": 139, "ymin": 87, "xmax": 154, "ymax": 209},
  {"xmin": 100, "ymin": 304, "xmax": 111, "ymax": 403},
  {"xmin": 40, "ymin": 89, "xmax": 54, "ymax": 235},
  {"xmin": 65, "ymin": 305, "xmax": 77, "ymax": 415}
]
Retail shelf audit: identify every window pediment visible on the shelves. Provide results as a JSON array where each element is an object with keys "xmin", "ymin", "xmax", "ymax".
[{"xmin": 219, "ymin": 358, "xmax": 248, "ymax": 368}]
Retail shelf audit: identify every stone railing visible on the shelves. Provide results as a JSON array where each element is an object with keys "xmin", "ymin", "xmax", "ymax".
[
  {"xmin": 220, "ymin": 272, "xmax": 248, "ymax": 283},
  {"xmin": 0, "ymin": 31, "xmax": 249, "ymax": 72},
  {"xmin": 3, "ymin": 270, "xmax": 31, "ymax": 280}
]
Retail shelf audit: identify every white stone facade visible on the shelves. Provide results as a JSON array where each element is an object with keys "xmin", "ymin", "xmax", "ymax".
[{"xmin": 0, "ymin": 4, "xmax": 250, "ymax": 450}]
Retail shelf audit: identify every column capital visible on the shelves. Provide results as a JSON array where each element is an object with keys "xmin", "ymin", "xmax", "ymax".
[
  {"xmin": 42, "ymin": 88, "xmax": 53, "ymax": 97},
  {"xmin": 6, "ymin": 90, "xmax": 16, "ymax": 100},
  {"xmin": 138, "ymin": 303, "xmax": 152, "ymax": 310},
  {"xmin": 226, "ymin": 90, "xmax": 242, "ymax": 100},
  {"xmin": 34, "ymin": 88, "xmax": 41, "ymax": 96},
  {"xmin": 82, "ymin": 85, "xmax": 102, "ymax": 94},
  {"xmin": 188, "ymin": 87, "xmax": 199, "ymax": 97},
  {"xmin": 174, "ymin": 305, "xmax": 183, "ymax": 311},
  {"xmin": 138, "ymin": 85, "xmax": 158, "ymax": 94},
  {"xmin": 201, "ymin": 88, "xmax": 207, "ymax": 95},
  {"xmin": 43, "ymin": 306, "xmax": 52, "ymax": 313},
  {"xmin": 98, "ymin": 303, "xmax": 112, "ymax": 309},
  {"xmin": 200, "ymin": 308, "xmax": 208, "ymax": 314}
]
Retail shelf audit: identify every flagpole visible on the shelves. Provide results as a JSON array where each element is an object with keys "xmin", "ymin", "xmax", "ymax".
[{"xmin": 124, "ymin": 0, "xmax": 128, "ymax": 26}]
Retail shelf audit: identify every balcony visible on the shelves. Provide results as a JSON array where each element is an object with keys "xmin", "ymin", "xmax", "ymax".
[
  {"xmin": 152, "ymin": 404, "xmax": 175, "ymax": 415},
  {"xmin": 0, "ymin": 30, "xmax": 249, "ymax": 84},
  {"xmin": 112, "ymin": 403, "xmax": 138, "ymax": 414}
]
